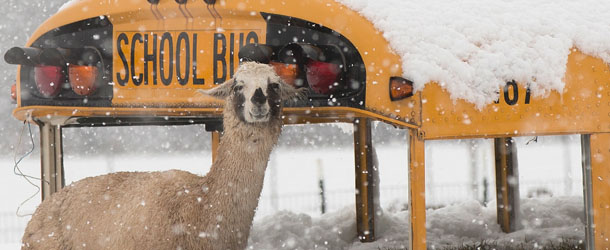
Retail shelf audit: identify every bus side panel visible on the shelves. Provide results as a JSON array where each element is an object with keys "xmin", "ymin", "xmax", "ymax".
[
  {"xmin": 421, "ymin": 50, "xmax": 610, "ymax": 139},
  {"xmin": 110, "ymin": 8, "xmax": 266, "ymax": 107}
]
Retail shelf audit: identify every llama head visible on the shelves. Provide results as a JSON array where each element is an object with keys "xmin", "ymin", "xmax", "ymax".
[{"xmin": 199, "ymin": 62, "xmax": 304, "ymax": 123}]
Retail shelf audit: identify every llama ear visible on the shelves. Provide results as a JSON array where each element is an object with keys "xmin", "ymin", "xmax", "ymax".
[
  {"xmin": 198, "ymin": 79, "xmax": 233, "ymax": 99},
  {"xmin": 279, "ymin": 82, "xmax": 308, "ymax": 102}
]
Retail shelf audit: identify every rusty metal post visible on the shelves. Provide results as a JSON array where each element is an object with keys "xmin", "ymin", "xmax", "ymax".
[
  {"xmin": 211, "ymin": 131, "xmax": 220, "ymax": 163},
  {"xmin": 353, "ymin": 118, "xmax": 379, "ymax": 242},
  {"xmin": 39, "ymin": 123, "xmax": 64, "ymax": 200},
  {"xmin": 493, "ymin": 137, "xmax": 521, "ymax": 233},
  {"xmin": 580, "ymin": 134, "xmax": 610, "ymax": 250},
  {"xmin": 409, "ymin": 129, "xmax": 426, "ymax": 250}
]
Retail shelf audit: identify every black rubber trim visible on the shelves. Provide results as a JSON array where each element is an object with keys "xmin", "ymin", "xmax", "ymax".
[{"xmin": 67, "ymin": 116, "xmax": 223, "ymax": 131}]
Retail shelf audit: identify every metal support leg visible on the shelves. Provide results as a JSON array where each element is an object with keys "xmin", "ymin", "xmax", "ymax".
[
  {"xmin": 354, "ymin": 118, "xmax": 379, "ymax": 242},
  {"xmin": 582, "ymin": 134, "xmax": 610, "ymax": 250},
  {"xmin": 211, "ymin": 131, "xmax": 220, "ymax": 163},
  {"xmin": 408, "ymin": 130, "xmax": 426, "ymax": 250},
  {"xmin": 39, "ymin": 123, "xmax": 64, "ymax": 201},
  {"xmin": 493, "ymin": 137, "xmax": 521, "ymax": 233}
]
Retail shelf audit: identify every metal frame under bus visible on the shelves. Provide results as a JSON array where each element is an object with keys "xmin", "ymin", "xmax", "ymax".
[{"xmin": 5, "ymin": 0, "xmax": 610, "ymax": 249}]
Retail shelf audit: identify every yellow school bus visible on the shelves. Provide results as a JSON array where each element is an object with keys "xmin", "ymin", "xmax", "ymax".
[{"xmin": 4, "ymin": 0, "xmax": 610, "ymax": 249}]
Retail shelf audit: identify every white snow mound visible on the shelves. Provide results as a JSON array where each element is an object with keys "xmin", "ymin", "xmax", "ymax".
[
  {"xmin": 247, "ymin": 197, "xmax": 584, "ymax": 249},
  {"xmin": 335, "ymin": 0, "xmax": 610, "ymax": 107}
]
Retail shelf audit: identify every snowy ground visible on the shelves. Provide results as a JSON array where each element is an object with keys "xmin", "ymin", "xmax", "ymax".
[
  {"xmin": 248, "ymin": 197, "xmax": 584, "ymax": 250},
  {"xmin": 0, "ymin": 131, "xmax": 585, "ymax": 249}
]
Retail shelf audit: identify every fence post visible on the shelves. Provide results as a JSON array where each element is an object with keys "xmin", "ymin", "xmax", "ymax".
[
  {"xmin": 482, "ymin": 177, "xmax": 489, "ymax": 205},
  {"xmin": 317, "ymin": 159, "xmax": 326, "ymax": 214}
]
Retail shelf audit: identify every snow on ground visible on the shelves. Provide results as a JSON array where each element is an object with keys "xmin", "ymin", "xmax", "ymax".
[
  {"xmin": 335, "ymin": 0, "xmax": 610, "ymax": 107},
  {"xmin": 247, "ymin": 197, "xmax": 584, "ymax": 249},
  {"xmin": 426, "ymin": 197, "xmax": 584, "ymax": 248},
  {"xmin": 0, "ymin": 197, "xmax": 584, "ymax": 250}
]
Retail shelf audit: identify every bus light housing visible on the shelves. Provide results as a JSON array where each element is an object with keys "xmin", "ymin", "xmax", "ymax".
[
  {"xmin": 3, "ymin": 16, "xmax": 112, "ymax": 107},
  {"xmin": 389, "ymin": 76, "xmax": 414, "ymax": 101},
  {"xmin": 276, "ymin": 43, "xmax": 346, "ymax": 94},
  {"xmin": 238, "ymin": 13, "xmax": 366, "ymax": 108},
  {"xmin": 238, "ymin": 44, "xmax": 276, "ymax": 64},
  {"xmin": 4, "ymin": 47, "xmax": 42, "ymax": 66}
]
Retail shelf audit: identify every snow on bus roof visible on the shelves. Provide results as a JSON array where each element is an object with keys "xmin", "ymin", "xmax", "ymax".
[
  {"xmin": 335, "ymin": 0, "xmax": 610, "ymax": 107},
  {"xmin": 58, "ymin": 0, "xmax": 80, "ymax": 12}
]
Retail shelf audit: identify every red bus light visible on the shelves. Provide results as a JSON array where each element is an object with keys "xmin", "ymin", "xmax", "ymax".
[
  {"xmin": 306, "ymin": 60, "xmax": 341, "ymax": 94},
  {"xmin": 34, "ymin": 66, "xmax": 64, "ymax": 97},
  {"xmin": 68, "ymin": 65, "xmax": 98, "ymax": 96}
]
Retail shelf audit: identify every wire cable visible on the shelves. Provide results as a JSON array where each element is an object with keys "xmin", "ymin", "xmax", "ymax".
[{"xmin": 13, "ymin": 121, "xmax": 42, "ymax": 217}]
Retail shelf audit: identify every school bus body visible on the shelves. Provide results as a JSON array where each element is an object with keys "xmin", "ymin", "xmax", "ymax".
[
  {"xmin": 13, "ymin": 0, "xmax": 610, "ymax": 138},
  {"xmin": 13, "ymin": 0, "xmax": 414, "ymax": 129}
]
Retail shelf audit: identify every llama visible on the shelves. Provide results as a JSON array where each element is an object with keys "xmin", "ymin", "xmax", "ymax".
[{"xmin": 21, "ymin": 62, "xmax": 304, "ymax": 250}]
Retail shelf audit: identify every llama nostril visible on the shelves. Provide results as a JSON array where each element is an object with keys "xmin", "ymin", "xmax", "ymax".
[{"xmin": 251, "ymin": 88, "xmax": 266, "ymax": 105}]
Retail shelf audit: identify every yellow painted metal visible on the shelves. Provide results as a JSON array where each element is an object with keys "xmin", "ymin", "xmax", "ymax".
[
  {"xmin": 409, "ymin": 130, "xmax": 426, "ymax": 250},
  {"xmin": 110, "ymin": 9, "xmax": 267, "ymax": 106},
  {"xmin": 421, "ymin": 50, "xmax": 610, "ymax": 139},
  {"xmin": 588, "ymin": 133, "xmax": 610, "ymax": 249},
  {"xmin": 211, "ymin": 131, "xmax": 220, "ymax": 163},
  {"xmin": 13, "ymin": 106, "xmax": 222, "ymax": 123},
  {"xmin": 13, "ymin": 106, "xmax": 420, "ymax": 129},
  {"xmin": 16, "ymin": 65, "xmax": 22, "ymax": 107},
  {"xmin": 354, "ymin": 118, "xmax": 376, "ymax": 242}
]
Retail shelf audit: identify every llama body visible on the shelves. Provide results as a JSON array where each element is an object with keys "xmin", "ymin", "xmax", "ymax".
[{"xmin": 22, "ymin": 62, "xmax": 302, "ymax": 250}]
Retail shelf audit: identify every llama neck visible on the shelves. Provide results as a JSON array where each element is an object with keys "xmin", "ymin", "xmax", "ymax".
[
  {"xmin": 208, "ymin": 122, "xmax": 280, "ymax": 198},
  {"xmin": 199, "ymin": 111, "xmax": 282, "ymax": 247},
  {"xmin": 209, "ymin": 111, "xmax": 282, "ymax": 194}
]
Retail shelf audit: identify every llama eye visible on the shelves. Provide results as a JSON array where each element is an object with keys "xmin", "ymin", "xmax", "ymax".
[
  {"xmin": 233, "ymin": 85, "xmax": 243, "ymax": 92},
  {"xmin": 270, "ymin": 83, "xmax": 280, "ymax": 90}
]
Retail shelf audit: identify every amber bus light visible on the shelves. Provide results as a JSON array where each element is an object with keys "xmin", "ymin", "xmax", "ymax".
[
  {"xmin": 68, "ymin": 65, "xmax": 98, "ymax": 96},
  {"xmin": 10, "ymin": 83, "xmax": 16, "ymax": 101},
  {"xmin": 389, "ymin": 76, "xmax": 414, "ymax": 101},
  {"xmin": 270, "ymin": 62, "xmax": 298, "ymax": 87}
]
